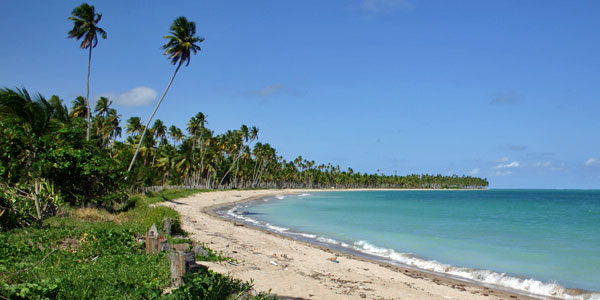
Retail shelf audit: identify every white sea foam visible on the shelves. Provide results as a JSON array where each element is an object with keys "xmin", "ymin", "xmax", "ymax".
[
  {"xmin": 226, "ymin": 207, "xmax": 260, "ymax": 225},
  {"xmin": 265, "ymin": 223, "xmax": 289, "ymax": 232},
  {"xmin": 351, "ymin": 240, "xmax": 599, "ymax": 300},
  {"xmin": 296, "ymin": 233, "xmax": 317, "ymax": 239},
  {"xmin": 275, "ymin": 195, "xmax": 285, "ymax": 200},
  {"xmin": 298, "ymin": 193, "xmax": 311, "ymax": 197},
  {"xmin": 316, "ymin": 236, "xmax": 341, "ymax": 245}
]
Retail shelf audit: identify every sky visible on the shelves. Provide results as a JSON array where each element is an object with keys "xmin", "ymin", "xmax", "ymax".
[{"xmin": 1, "ymin": 0, "xmax": 599, "ymax": 189}]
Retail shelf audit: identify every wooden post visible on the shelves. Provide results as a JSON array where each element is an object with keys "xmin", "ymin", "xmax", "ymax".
[
  {"xmin": 169, "ymin": 250, "xmax": 186, "ymax": 287},
  {"xmin": 163, "ymin": 217, "xmax": 172, "ymax": 236},
  {"xmin": 145, "ymin": 223, "xmax": 159, "ymax": 254}
]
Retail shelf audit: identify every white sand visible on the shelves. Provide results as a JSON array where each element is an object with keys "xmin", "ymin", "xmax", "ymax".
[{"xmin": 160, "ymin": 189, "xmax": 535, "ymax": 300}]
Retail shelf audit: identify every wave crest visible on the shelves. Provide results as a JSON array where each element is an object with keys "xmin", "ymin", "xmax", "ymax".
[{"xmin": 352, "ymin": 240, "xmax": 599, "ymax": 300}]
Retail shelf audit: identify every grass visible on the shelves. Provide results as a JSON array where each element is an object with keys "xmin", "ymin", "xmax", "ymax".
[{"xmin": 0, "ymin": 189, "xmax": 275, "ymax": 300}]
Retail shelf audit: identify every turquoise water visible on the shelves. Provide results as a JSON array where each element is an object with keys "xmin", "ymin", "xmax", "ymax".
[{"xmin": 226, "ymin": 190, "xmax": 600, "ymax": 299}]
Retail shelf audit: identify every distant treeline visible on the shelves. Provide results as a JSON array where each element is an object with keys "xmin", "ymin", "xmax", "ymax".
[{"xmin": 0, "ymin": 88, "xmax": 488, "ymax": 227}]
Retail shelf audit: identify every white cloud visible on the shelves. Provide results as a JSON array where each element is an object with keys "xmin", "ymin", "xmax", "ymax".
[
  {"xmin": 360, "ymin": 0, "xmax": 412, "ymax": 12},
  {"xmin": 584, "ymin": 158, "xmax": 600, "ymax": 167},
  {"xmin": 108, "ymin": 86, "xmax": 158, "ymax": 107},
  {"xmin": 469, "ymin": 168, "xmax": 480, "ymax": 175},
  {"xmin": 494, "ymin": 161, "xmax": 520, "ymax": 169}
]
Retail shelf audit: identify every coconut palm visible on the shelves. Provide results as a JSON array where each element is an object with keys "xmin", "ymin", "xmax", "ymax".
[
  {"xmin": 68, "ymin": 3, "xmax": 107, "ymax": 141},
  {"xmin": 48, "ymin": 95, "xmax": 70, "ymax": 124},
  {"xmin": 70, "ymin": 96, "xmax": 87, "ymax": 119},
  {"xmin": 94, "ymin": 96, "xmax": 112, "ymax": 117},
  {"xmin": 125, "ymin": 116, "xmax": 143, "ymax": 137},
  {"xmin": 152, "ymin": 119, "xmax": 167, "ymax": 143},
  {"xmin": 128, "ymin": 16, "xmax": 204, "ymax": 173},
  {"xmin": 168, "ymin": 125, "xmax": 183, "ymax": 146},
  {"xmin": 100, "ymin": 108, "xmax": 121, "ymax": 150}
]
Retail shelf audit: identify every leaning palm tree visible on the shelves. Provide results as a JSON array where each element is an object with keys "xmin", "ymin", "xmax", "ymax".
[
  {"xmin": 68, "ymin": 3, "xmax": 107, "ymax": 141},
  {"xmin": 128, "ymin": 16, "xmax": 204, "ymax": 173}
]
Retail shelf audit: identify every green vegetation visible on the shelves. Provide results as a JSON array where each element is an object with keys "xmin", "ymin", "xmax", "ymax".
[{"xmin": 0, "ymin": 189, "xmax": 274, "ymax": 300}]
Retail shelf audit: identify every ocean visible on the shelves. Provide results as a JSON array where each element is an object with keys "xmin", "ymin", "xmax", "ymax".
[{"xmin": 220, "ymin": 190, "xmax": 600, "ymax": 299}]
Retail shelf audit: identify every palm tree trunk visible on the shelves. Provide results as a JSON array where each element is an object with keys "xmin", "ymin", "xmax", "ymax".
[
  {"xmin": 219, "ymin": 152, "xmax": 241, "ymax": 187},
  {"xmin": 128, "ymin": 63, "xmax": 181, "ymax": 173},
  {"xmin": 33, "ymin": 178, "xmax": 42, "ymax": 227},
  {"xmin": 86, "ymin": 46, "xmax": 92, "ymax": 141}
]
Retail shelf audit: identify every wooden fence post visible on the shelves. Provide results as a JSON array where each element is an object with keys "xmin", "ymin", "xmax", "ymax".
[{"xmin": 145, "ymin": 223, "xmax": 159, "ymax": 254}]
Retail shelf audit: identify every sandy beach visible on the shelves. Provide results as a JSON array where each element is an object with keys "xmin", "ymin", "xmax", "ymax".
[{"xmin": 160, "ymin": 189, "xmax": 538, "ymax": 300}]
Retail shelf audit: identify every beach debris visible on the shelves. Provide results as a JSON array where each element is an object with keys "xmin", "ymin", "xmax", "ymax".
[
  {"xmin": 328, "ymin": 257, "xmax": 339, "ymax": 263},
  {"xmin": 360, "ymin": 293, "xmax": 366, "ymax": 298},
  {"xmin": 234, "ymin": 222, "xmax": 244, "ymax": 227},
  {"xmin": 270, "ymin": 260, "xmax": 278, "ymax": 266}
]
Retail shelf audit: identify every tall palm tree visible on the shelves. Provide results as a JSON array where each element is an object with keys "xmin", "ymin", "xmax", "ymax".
[
  {"xmin": 68, "ymin": 3, "xmax": 107, "ymax": 141},
  {"xmin": 128, "ymin": 16, "xmax": 204, "ymax": 173}
]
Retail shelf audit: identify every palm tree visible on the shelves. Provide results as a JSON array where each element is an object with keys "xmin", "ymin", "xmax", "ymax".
[
  {"xmin": 70, "ymin": 96, "xmax": 87, "ymax": 119},
  {"xmin": 152, "ymin": 119, "xmax": 167, "ymax": 143},
  {"xmin": 128, "ymin": 16, "xmax": 204, "ymax": 173},
  {"xmin": 168, "ymin": 125, "xmax": 183, "ymax": 146},
  {"xmin": 68, "ymin": 3, "xmax": 107, "ymax": 141},
  {"xmin": 94, "ymin": 96, "xmax": 112, "ymax": 117},
  {"xmin": 125, "ymin": 116, "xmax": 143, "ymax": 137},
  {"xmin": 48, "ymin": 95, "xmax": 70, "ymax": 124},
  {"xmin": 105, "ymin": 108, "xmax": 121, "ymax": 154}
]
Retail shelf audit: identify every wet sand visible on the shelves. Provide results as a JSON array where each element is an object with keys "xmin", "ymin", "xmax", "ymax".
[{"xmin": 160, "ymin": 189, "xmax": 541, "ymax": 300}]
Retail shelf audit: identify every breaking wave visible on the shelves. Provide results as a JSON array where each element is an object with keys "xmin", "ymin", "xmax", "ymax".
[{"xmin": 351, "ymin": 240, "xmax": 600, "ymax": 300}]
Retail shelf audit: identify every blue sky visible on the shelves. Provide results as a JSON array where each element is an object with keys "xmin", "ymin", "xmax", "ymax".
[{"xmin": 1, "ymin": 0, "xmax": 599, "ymax": 188}]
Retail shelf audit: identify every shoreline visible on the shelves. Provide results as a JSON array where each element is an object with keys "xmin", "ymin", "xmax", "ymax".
[{"xmin": 160, "ymin": 189, "xmax": 545, "ymax": 300}]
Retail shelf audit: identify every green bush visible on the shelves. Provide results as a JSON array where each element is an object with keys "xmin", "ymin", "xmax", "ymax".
[
  {"xmin": 0, "ymin": 179, "xmax": 63, "ymax": 229},
  {"xmin": 1, "ymin": 189, "xmax": 274, "ymax": 300},
  {"xmin": 0, "ymin": 219, "xmax": 170, "ymax": 300}
]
